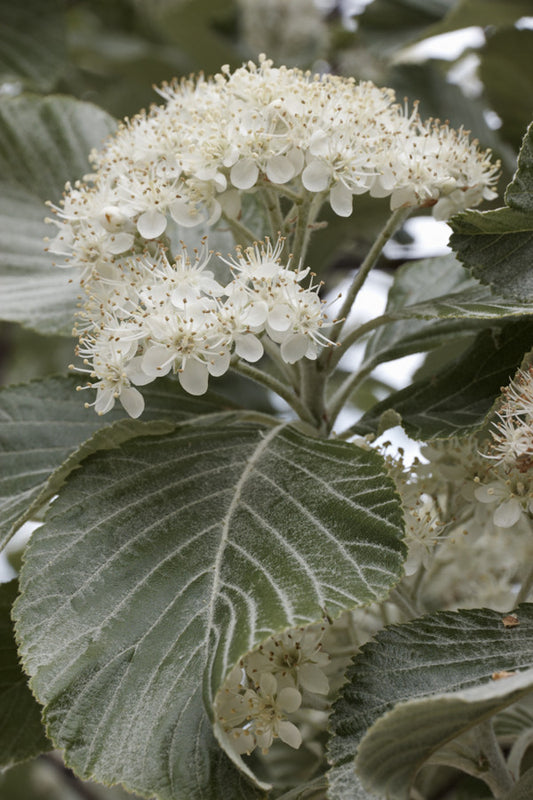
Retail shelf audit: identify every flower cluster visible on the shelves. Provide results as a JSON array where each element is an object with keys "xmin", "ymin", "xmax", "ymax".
[
  {"xmin": 47, "ymin": 56, "xmax": 499, "ymax": 278},
  {"xmin": 72, "ymin": 237, "xmax": 333, "ymax": 416},
  {"xmin": 214, "ymin": 625, "xmax": 330, "ymax": 756},
  {"xmin": 474, "ymin": 367, "xmax": 533, "ymax": 527}
]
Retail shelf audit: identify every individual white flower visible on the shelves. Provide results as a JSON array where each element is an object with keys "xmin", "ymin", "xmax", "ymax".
[{"xmin": 245, "ymin": 626, "xmax": 330, "ymax": 695}]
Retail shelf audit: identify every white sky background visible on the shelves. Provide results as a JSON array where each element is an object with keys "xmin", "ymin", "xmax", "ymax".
[{"xmin": 3, "ymin": 15, "xmax": 530, "ymax": 582}]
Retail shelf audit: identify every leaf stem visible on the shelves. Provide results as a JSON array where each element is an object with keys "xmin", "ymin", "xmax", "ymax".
[
  {"xmin": 230, "ymin": 357, "xmax": 316, "ymax": 426},
  {"xmin": 220, "ymin": 212, "xmax": 258, "ymax": 247},
  {"xmin": 328, "ymin": 206, "xmax": 412, "ymax": 347},
  {"xmin": 327, "ymin": 362, "xmax": 378, "ymax": 435},
  {"xmin": 477, "ymin": 718, "xmax": 515, "ymax": 798},
  {"xmin": 326, "ymin": 313, "xmax": 395, "ymax": 373}
]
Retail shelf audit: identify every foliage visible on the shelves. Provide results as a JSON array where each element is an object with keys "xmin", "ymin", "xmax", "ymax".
[{"xmin": 1, "ymin": 2, "xmax": 533, "ymax": 800}]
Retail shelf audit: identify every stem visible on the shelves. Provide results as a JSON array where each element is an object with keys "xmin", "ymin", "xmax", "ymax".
[
  {"xmin": 477, "ymin": 719, "xmax": 515, "ymax": 798},
  {"xmin": 220, "ymin": 212, "xmax": 258, "ymax": 247},
  {"xmin": 230, "ymin": 357, "xmax": 316, "ymax": 426},
  {"xmin": 290, "ymin": 192, "xmax": 325, "ymax": 265},
  {"xmin": 299, "ymin": 358, "xmax": 327, "ymax": 433},
  {"xmin": 327, "ymin": 312, "xmax": 394, "ymax": 374},
  {"xmin": 329, "ymin": 206, "xmax": 412, "ymax": 346},
  {"xmin": 261, "ymin": 336, "xmax": 300, "ymax": 389},
  {"xmin": 261, "ymin": 186, "xmax": 285, "ymax": 236},
  {"xmin": 327, "ymin": 362, "xmax": 378, "ymax": 435}
]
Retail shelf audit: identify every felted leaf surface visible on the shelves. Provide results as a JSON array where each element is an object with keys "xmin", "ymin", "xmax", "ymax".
[
  {"xmin": 14, "ymin": 421, "xmax": 405, "ymax": 799},
  {"xmin": 0, "ymin": 0, "xmax": 66, "ymax": 92},
  {"xmin": 450, "ymin": 121, "xmax": 533, "ymax": 302},
  {"xmin": 328, "ymin": 604, "xmax": 533, "ymax": 799},
  {"xmin": 356, "ymin": 669, "xmax": 533, "ymax": 799},
  {"xmin": 0, "ymin": 580, "xmax": 50, "ymax": 769},
  {"xmin": 0, "ymin": 96, "xmax": 116, "ymax": 334},
  {"xmin": 393, "ymin": 285, "xmax": 533, "ymax": 321},
  {"xmin": 355, "ymin": 319, "xmax": 533, "ymax": 439},
  {"xmin": 504, "ymin": 767, "xmax": 533, "ymax": 800},
  {"xmin": 0, "ymin": 375, "xmax": 235, "ymax": 552}
]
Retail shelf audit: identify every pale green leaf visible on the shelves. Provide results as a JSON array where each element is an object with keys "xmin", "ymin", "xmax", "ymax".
[
  {"xmin": 355, "ymin": 319, "xmax": 533, "ymax": 439},
  {"xmin": 450, "ymin": 121, "xmax": 533, "ymax": 302},
  {"xmin": 0, "ymin": 96, "xmax": 116, "ymax": 334},
  {"xmin": 356, "ymin": 669, "xmax": 533, "ymax": 799},
  {"xmin": 363, "ymin": 255, "xmax": 481, "ymax": 369},
  {"xmin": 0, "ymin": 375, "xmax": 236, "ymax": 552},
  {"xmin": 0, "ymin": 580, "xmax": 50, "ymax": 769},
  {"xmin": 504, "ymin": 767, "xmax": 533, "ymax": 800},
  {"xmin": 394, "ymin": 284, "xmax": 533, "ymax": 321},
  {"xmin": 14, "ymin": 422, "xmax": 405, "ymax": 799},
  {"xmin": 0, "ymin": 0, "xmax": 66, "ymax": 92},
  {"xmin": 328, "ymin": 604, "xmax": 533, "ymax": 799},
  {"xmin": 418, "ymin": 0, "xmax": 533, "ymax": 39}
]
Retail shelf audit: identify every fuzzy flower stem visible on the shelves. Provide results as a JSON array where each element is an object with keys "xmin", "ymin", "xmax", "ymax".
[
  {"xmin": 261, "ymin": 186, "xmax": 285, "ymax": 236},
  {"xmin": 262, "ymin": 180, "xmax": 304, "ymax": 206},
  {"xmin": 326, "ymin": 312, "xmax": 395, "ymax": 374},
  {"xmin": 327, "ymin": 362, "xmax": 379, "ymax": 436},
  {"xmin": 290, "ymin": 192, "xmax": 325, "ymax": 267},
  {"xmin": 299, "ymin": 359, "xmax": 328, "ymax": 434},
  {"xmin": 230, "ymin": 357, "xmax": 317, "ymax": 426},
  {"xmin": 261, "ymin": 336, "xmax": 300, "ymax": 389},
  {"xmin": 221, "ymin": 212, "xmax": 258, "ymax": 247},
  {"xmin": 477, "ymin": 719, "xmax": 515, "ymax": 798},
  {"xmin": 329, "ymin": 206, "xmax": 413, "ymax": 347}
]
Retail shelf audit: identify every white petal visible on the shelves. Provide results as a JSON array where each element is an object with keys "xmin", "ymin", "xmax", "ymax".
[
  {"xmin": 119, "ymin": 386, "xmax": 145, "ymax": 418},
  {"xmin": 259, "ymin": 672, "xmax": 277, "ymax": 697},
  {"xmin": 278, "ymin": 686, "xmax": 302, "ymax": 713},
  {"xmin": 267, "ymin": 305, "xmax": 291, "ymax": 332},
  {"xmin": 179, "ymin": 359, "xmax": 209, "ymax": 395},
  {"xmin": 302, "ymin": 160, "xmax": 330, "ymax": 192},
  {"xmin": 208, "ymin": 350, "xmax": 231, "ymax": 377},
  {"xmin": 235, "ymin": 333, "xmax": 263, "ymax": 362},
  {"xmin": 266, "ymin": 155, "xmax": 295, "ymax": 184},
  {"xmin": 329, "ymin": 183, "xmax": 353, "ymax": 217},
  {"xmin": 243, "ymin": 301, "xmax": 268, "ymax": 328},
  {"xmin": 126, "ymin": 356, "xmax": 154, "ymax": 386},
  {"xmin": 287, "ymin": 148, "xmax": 304, "ymax": 175},
  {"xmin": 227, "ymin": 729, "xmax": 255, "ymax": 755},
  {"xmin": 107, "ymin": 232, "xmax": 134, "ymax": 254},
  {"xmin": 218, "ymin": 189, "xmax": 241, "ymax": 218},
  {"xmin": 230, "ymin": 158, "xmax": 259, "ymax": 190},
  {"xmin": 298, "ymin": 663, "xmax": 329, "ymax": 695},
  {"xmin": 493, "ymin": 498, "xmax": 522, "ymax": 528},
  {"xmin": 170, "ymin": 199, "xmax": 205, "ymax": 228},
  {"xmin": 278, "ymin": 720, "xmax": 302, "ymax": 749},
  {"xmin": 309, "ymin": 130, "xmax": 329, "ymax": 157},
  {"xmin": 142, "ymin": 346, "xmax": 173, "ymax": 377},
  {"xmin": 281, "ymin": 333, "xmax": 308, "ymax": 364},
  {"xmin": 137, "ymin": 209, "xmax": 167, "ymax": 239},
  {"xmin": 94, "ymin": 387, "xmax": 115, "ymax": 415}
]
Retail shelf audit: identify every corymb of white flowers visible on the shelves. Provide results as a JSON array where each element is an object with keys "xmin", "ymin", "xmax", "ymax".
[{"xmin": 46, "ymin": 56, "xmax": 499, "ymax": 417}]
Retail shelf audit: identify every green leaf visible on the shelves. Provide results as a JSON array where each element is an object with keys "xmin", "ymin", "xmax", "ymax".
[
  {"xmin": 394, "ymin": 284, "xmax": 533, "ymax": 321},
  {"xmin": 480, "ymin": 29, "xmax": 533, "ymax": 152},
  {"xmin": 0, "ymin": 0, "xmax": 66, "ymax": 92},
  {"xmin": 450, "ymin": 121, "xmax": 533, "ymax": 302},
  {"xmin": 357, "ymin": 0, "xmax": 452, "ymax": 53},
  {"xmin": 419, "ymin": 0, "xmax": 533, "ymax": 39},
  {"xmin": 0, "ymin": 580, "xmax": 50, "ymax": 768},
  {"xmin": 14, "ymin": 421, "xmax": 405, "ymax": 799},
  {"xmin": 328, "ymin": 604, "xmax": 533, "ymax": 799},
  {"xmin": 363, "ymin": 255, "xmax": 481, "ymax": 369},
  {"xmin": 0, "ymin": 375, "xmax": 236, "ymax": 552},
  {"xmin": 356, "ymin": 319, "xmax": 533, "ymax": 439},
  {"xmin": 0, "ymin": 96, "xmax": 116, "ymax": 334},
  {"xmin": 504, "ymin": 767, "xmax": 533, "ymax": 800},
  {"xmin": 356, "ymin": 669, "xmax": 533, "ymax": 799}
]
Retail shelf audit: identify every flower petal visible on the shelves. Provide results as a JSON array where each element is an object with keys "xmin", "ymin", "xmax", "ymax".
[
  {"xmin": 137, "ymin": 209, "xmax": 167, "ymax": 239},
  {"xmin": 179, "ymin": 359, "xmax": 209, "ymax": 395},
  {"xmin": 278, "ymin": 720, "xmax": 302, "ymax": 749},
  {"xmin": 230, "ymin": 158, "xmax": 259, "ymax": 190},
  {"xmin": 119, "ymin": 386, "xmax": 145, "ymax": 418}
]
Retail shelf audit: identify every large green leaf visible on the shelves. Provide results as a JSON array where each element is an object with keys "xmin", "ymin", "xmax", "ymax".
[
  {"xmin": 355, "ymin": 319, "xmax": 533, "ymax": 439},
  {"xmin": 14, "ymin": 421, "xmax": 405, "ymax": 799},
  {"xmin": 0, "ymin": 580, "xmax": 50, "ymax": 769},
  {"xmin": 505, "ymin": 768, "xmax": 533, "ymax": 800},
  {"xmin": 393, "ymin": 284, "xmax": 533, "ymax": 321},
  {"xmin": 356, "ymin": 0, "xmax": 452, "ymax": 53},
  {"xmin": 480, "ymin": 29, "xmax": 533, "ymax": 152},
  {"xmin": 328, "ymin": 604, "xmax": 533, "ymax": 799},
  {"xmin": 0, "ymin": 0, "xmax": 66, "ymax": 92},
  {"xmin": 0, "ymin": 96, "xmax": 116, "ymax": 334},
  {"xmin": 356, "ymin": 669, "xmax": 533, "ymax": 799},
  {"xmin": 450, "ymin": 121, "xmax": 533, "ymax": 301},
  {"xmin": 0, "ymin": 375, "xmax": 236, "ymax": 552}
]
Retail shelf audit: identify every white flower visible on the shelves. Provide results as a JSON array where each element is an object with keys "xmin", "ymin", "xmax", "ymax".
[{"xmin": 245, "ymin": 626, "xmax": 330, "ymax": 695}]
